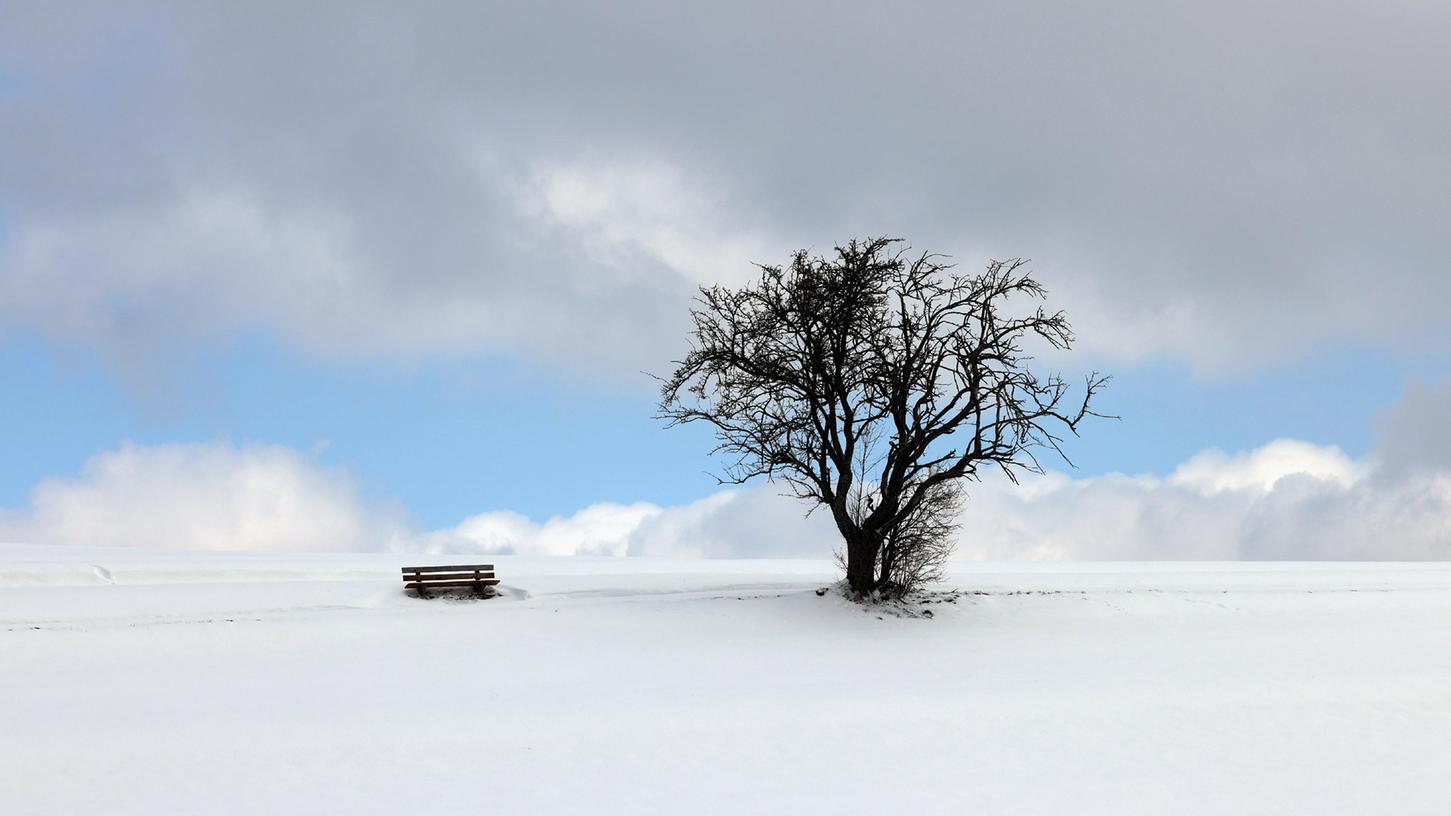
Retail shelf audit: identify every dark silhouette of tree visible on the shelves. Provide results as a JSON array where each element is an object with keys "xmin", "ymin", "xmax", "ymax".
[{"xmin": 658, "ymin": 237, "xmax": 1108, "ymax": 599}]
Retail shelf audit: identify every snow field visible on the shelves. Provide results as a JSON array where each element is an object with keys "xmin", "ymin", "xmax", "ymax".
[{"xmin": 4, "ymin": 548, "xmax": 1450, "ymax": 814}]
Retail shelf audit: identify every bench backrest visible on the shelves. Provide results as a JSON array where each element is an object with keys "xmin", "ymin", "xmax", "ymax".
[{"xmin": 401, "ymin": 564, "xmax": 498, "ymax": 588}]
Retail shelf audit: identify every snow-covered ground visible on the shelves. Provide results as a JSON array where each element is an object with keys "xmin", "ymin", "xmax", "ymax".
[{"xmin": 4, "ymin": 545, "xmax": 1449, "ymax": 815}]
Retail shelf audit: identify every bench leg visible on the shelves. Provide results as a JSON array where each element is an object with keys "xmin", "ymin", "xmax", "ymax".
[{"xmin": 416, "ymin": 585, "xmax": 432, "ymax": 600}]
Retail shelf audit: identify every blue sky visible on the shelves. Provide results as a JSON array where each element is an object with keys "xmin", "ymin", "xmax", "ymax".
[{"xmin": 3, "ymin": 2, "xmax": 1451, "ymax": 558}]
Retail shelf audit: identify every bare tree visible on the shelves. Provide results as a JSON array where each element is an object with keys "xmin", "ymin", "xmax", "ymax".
[{"xmin": 658, "ymin": 237, "xmax": 1108, "ymax": 599}]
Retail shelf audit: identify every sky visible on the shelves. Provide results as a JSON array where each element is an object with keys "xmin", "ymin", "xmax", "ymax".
[{"xmin": 2, "ymin": 1, "xmax": 1450, "ymax": 558}]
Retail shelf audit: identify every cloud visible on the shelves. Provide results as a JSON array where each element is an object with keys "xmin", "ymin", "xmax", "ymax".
[
  {"xmin": 957, "ymin": 453, "xmax": 1451, "ymax": 561},
  {"xmin": 4, "ymin": 2, "xmax": 1451, "ymax": 382},
  {"xmin": 421, "ymin": 502, "xmax": 665, "ymax": 557},
  {"xmin": 1372, "ymin": 379, "xmax": 1451, "ymax": 478},
  {"xmin": 520, "ymin": 157, "xmax": 771, "ymax": 290},
  {"xmin": 413, "ymin": 489, "xmax": 838, "ymax": 558},
  {"xmin": 0, "ymin": 441, "xmax": 407, "ymax": 552},
  {"xmin": 1166, "ymin": 439, "xmax": 1362, "ymax": 494},
  {"xmin": 415, "ymin": 420, "xmax": 1451, "ymax": 561},
  {"xmin": 446, "ymin": 436, "xmax": 1448, "ymax": 562},
  {"xmin": 5, "ymin": 386, "xmax": 1450, "ymax": 560}
]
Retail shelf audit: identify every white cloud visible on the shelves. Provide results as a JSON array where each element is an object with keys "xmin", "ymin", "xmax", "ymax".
[
  {"xmin": 414, "ymin": 489, "xmax": 838, "ymax": 558},
  {"xmin": 520, "ymin": 157, "xmax": 776, "ymax": 289},
  {"xmin": 1167, "ymin": 438, "xmax": 1362, "ymax": 494},
  {"xmin": 627, "ymin": 489, "xmax": 837, "ymax": 559},
  {"xmin": 422, "ymin": 502, "xmax": 665, "ymax": 557},
  {"xmin": 612, "ymin": 444, "xmax": 1448, "ymax": 562},
  {"xmin": 956, "ymin": 463, "xmax": 1451, "ymax": 562},
  {"xmin": 413, "ymin": 416, "xmax": 1448, "ymax": 560},
  {"xmin": 0, "ymin": 441, "xmax": 406, "ymax": 552}
]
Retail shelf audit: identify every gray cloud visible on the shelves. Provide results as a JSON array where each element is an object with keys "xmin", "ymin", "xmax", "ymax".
[
  {"xmin": 3, "ymin": 1, "xmax": 1451, "ymax": 380},
  {"xmin": 1372, "ymin": 379, "xmax": 1451, "ymax": 478}
]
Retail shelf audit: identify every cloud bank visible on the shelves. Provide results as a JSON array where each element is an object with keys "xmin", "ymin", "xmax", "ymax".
[
  {"xmin": 4, "ymin": 382, "xmax": 1449, "ymax": 560},
  {"xmin": 4, "ymin": 2, "xmax": 1451, "ymax": 380},
  {"xmin": 427, "ymin": 437, "xmax": 1447, "ymax": 561}
]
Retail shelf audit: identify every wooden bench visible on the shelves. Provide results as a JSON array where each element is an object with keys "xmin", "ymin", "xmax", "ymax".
[{"xmin": 401, "ymin": 564, "xmax": 500, "ymax": 599}]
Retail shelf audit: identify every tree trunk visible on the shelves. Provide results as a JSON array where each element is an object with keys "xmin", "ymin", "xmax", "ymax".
[
  {"xmin": 877, "ymin": 545, "xmax": 894, "ymax": 590},
  {"xmin": 844, "ymin": 530, "xmax": 882, "ymax": 598}
]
